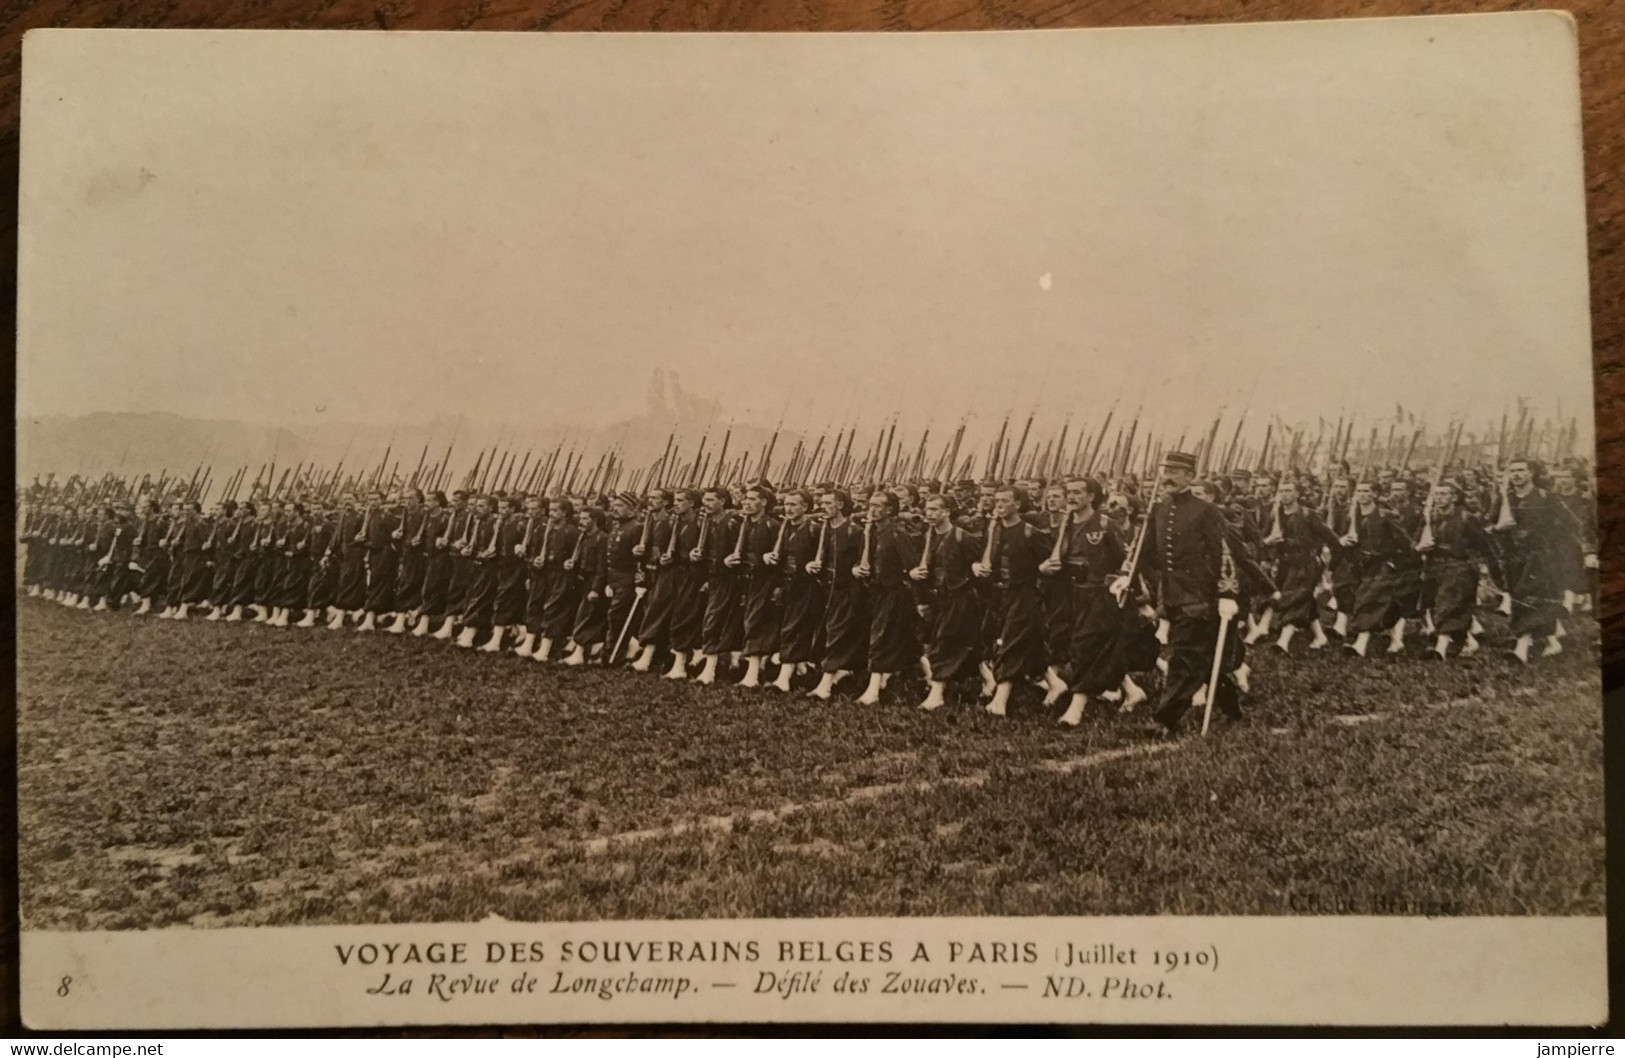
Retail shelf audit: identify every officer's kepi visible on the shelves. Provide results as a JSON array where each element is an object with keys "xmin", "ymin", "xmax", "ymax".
[{"xmin": 1160, "ymin": 451, "xmax": 1198, "ymax": 474}]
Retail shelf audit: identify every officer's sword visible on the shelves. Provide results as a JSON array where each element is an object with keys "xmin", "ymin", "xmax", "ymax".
[
  {"xmin": 1200, "ymin": 610, "xmax": 1232, "ymax": 737},
  {"xmin": 1201, "ymin": 539, "xmax": 1243, "ymax": 736},
  {"xmin": 607, "ymin": 585, "xmax": 648, "ymax": 666}
]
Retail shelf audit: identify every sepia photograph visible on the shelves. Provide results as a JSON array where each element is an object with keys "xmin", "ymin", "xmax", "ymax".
[{"xmin": 12, "ymin": 15, "xmax": 1607, "ymax": 1027}]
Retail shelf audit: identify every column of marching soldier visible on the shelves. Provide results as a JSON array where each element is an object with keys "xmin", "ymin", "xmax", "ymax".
[{"xmin": 19, "ymin": 450, "xmax": 1598, "ymax": 737}]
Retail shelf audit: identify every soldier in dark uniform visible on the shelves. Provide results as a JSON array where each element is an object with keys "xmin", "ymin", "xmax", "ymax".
[
  {"xmin": 227, "ymin": 500, "xmax": 263, "ymax": 622},
  {"xmin": 512, "ymin": 493, "xmax": 547, "ymax": 657},
  {"xmin": 412, "ymin": 491, "xmax": 452, "ymax": 636},
  {"xmin": 20, "ymin": 499, "xmax": 44, "ymax": 596},
  {"xmin": 159, "ymin": 500, "xmax": 193, "ymax": 618},
  {"xmin": 854, "ymin": 489, "xmax": 921, "ymax": 706},
  {"xmin": 914, "ymin": 493, "xmax": 985, "ymax": 711},
  {"xmin": 695, "ymin": 487, "xmax": 744, "ymax": 685},
  {"xmin": 974, "ymin": 485, "xmax": 1050, "ymax": 717},
  {"xmin": 1383, "ymin": 478, "xmax": 1426, "ymax": 651},
  {"xmin": 252, "ymin": 500, "xmax": 284, "ymax": 622},
  {"xmin": 387, "ymin": 488, "xmax": 428, "ymax": 634},
  {"xmin": 563, "ymin": 505, "xmax": 609, "ymax": 665},
  {"xmin": 298, "ymin": 500, "xmax": 336, "ymax": 627},
  {"xmin": 425, "ymin": 494, "xmax": 471, "ymax": 640},
  {"xmin": 431, "ymin": 490, "xmax": 474, "ymax": 640},
  {"xmin": 454, "ymin": 494, "xmax": 503, "ymax": 650},
  {"xmin": 329, "ymin": 494, "xmax": 366, "ymax": 628},
  {"xmin": 1341, "ymin": 480, "xmax": 1414, "ymax": 658},
  {"xmin": 1549, "ymin": 467, "xmax": 1596, "ymax": 614},
  {"xmin": 809, "ymin": 488, "xmax": 868, "ymax": 700},
  {"xmin": 1047, "ymin": 477, "xmax": 1130, "ymax": 726},
  {"xmin": 734, "ymin": 484, "xmax": 782, "ymax": 688},
  {"xmin": 173, "ymin": 500, "xmax": 213, "ymax": 619},
  {"xmin": 1035, "ymin": 484, "xmax": 1075, "ymax": 706},
  {"xmin": 600, "ymin": 492, "xmax": 645, "ymax": 665},
  {"xmin": 89, "ymin": 503, "xmax": 132, "ymax": 612},
  {"xmin": 203, "ymin": 499, "xmax": 240, "ymax": 620},
  {"xmin": 629, "ymin": 488, "xmax": 674, "ymax": 673},
  {"xmin": 1416, "ymin": 481, "xmax": 1499, "ymax": 658},
  {"xmin": 266, "ymin": 499, "xmax": 298, "ymax": 627},
  {"xmin": 275, "ymin": 501, "xmax": 313, "ymax": 627},
  {"xmin": 355, "ymin": 489, "xmax": 399, "ymax": 632},
  {"xmin": 531, "ymin": 497, "xmax": 581, "ymax": 663},
  {"xmin": 1126, "ymin": 452, "xmax": 1273, "ymax": 737},
  {"xmin": 1493, "ymin": 458, "xmax": 1594, "ymax": 663},
  {"xmin": 1256, "ymin": 478, "xmax": 1340, "ymax": 653},
  {"xmin": 124, "ymin": 498, "xmax": 159, "ymax": 615},
  {"xmin": 766, "ymin": 489, "xmax": 825, "ymax": 692},
  {"xmin": 1322, "ymin": 476, "xmax": 1358, "ymax": 637},
  {"xmin": 892, "ymin": 483, "xmax": 927, "ymax": 538},
  {"xmin": 1242, "ymin": 473, "xmax": 1276, "ymax": 546},
  {"xmin": 39, "ymin": 502, "xmax": 68, "ymax": 603},
  {"xmin": 661, "ymin": 489, "xmax": 707, "ymax": 679},
  {"xmin": 950, "ymin": 480, "xmax": 980, "ymax": 524}
]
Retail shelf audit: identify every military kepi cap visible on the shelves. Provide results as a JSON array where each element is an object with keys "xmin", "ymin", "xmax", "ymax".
[{"xmin": 1160, "ymin": 451, "xmax": 1198, "ymax": 473}]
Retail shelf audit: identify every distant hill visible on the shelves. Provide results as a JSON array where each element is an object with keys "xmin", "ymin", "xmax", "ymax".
[{"xmin": 17, "ymin": 371, "xmax": 795, "ymax": 494}]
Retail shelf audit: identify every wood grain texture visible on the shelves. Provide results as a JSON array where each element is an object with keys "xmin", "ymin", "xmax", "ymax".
[
  {"xmin": 1, "ymin": 2, "xmax": 1617, "ymax": 678},
  {"xmin": 0, "ymin": 5, "xmax": 1618, "ymax": 1035}
]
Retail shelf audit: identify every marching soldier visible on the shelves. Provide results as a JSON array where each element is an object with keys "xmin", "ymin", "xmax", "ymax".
[
  {"xmin": 1323, "ymin": 476, "xmax": 1358, "ymax": 637},
  {"xmin": 455, "ymin": 493, "xmax": 504, "ymax": 650},
  {"xmin": 629, "ymin": 488, "xmax": 675, "ymax": 673},
  {"xmin": 432, "ymin": 490, "xmax": 474, "ymax": 640},
  {"xmin": 1122, "ymin": 452, "xmax": 1272, "ymax": 737},
  {"xmin": 355, "ymin": 488, "xmax": 399, "ymax": 632},
  {"xmin": 530, "ymin": 497, "xmax": 581, "ymax": 663},
  {"xmin": 853, "ymin": 488, "xmax": 921, "ymax": 706},
  {"xmin": 1416, "ymin": 481, "xmax": 1499, "ymax": 658},
  {"xmin": 808, "ymin": 488, "xmax": 867, "ymax": 700},
  {"xmin": 695, "ymin": 487, "xmax": 744, "ymax": 685},
  {"xmin": 1251, "ymin": 478, "xmax": 1340, "ymax": 654},
  {"xmin": 89, "ymin": 503, "xmax": 132, "ymax": 611},
  {"xmin": 914, "ymin": 493, "xmax": 984, "ymax": 711},
  {"xmin": 273, "ymin": 501, "xmax": 311, "ymax": 627},
  {"xmin": 735, "ymin": 483, "xmax": 782, "ymax": 688},
  {"xmin": 766, "ymin": 488, "xmax": 824, "ymax": 692},
  {"xmin": 252, "ymin": 500, "xmax": 284, "ymax": 622},
  {"xmin": 1492, "ymin": 458, "xmax": 1594, "ymax": 663},
  {"xmin": 1340, "ymin": 480, "xmax": 1414, "ymax": 658},
  {"xmin": 227, "ymin": 500, "xmax": 262, "ymax": 622},
  {"xmin": 1035, "ymin": 484, "xmax": 1075, "ymax": 704},
  {"xmin": 330, "ymin": 494, "xmax": 366, "ymax": 629},
  {"xmin": 1046, "ymin": 477, "xmax": 1132, "ymax": 726},
  {"xmin": 412, "ymin": 491, "xmax": 453, "ymax": 637},
  {"xmin": 512, "ymin": 493, "xmax": 547, "ymax": 657},
  {"xmin": 660, "ymin": 489, "xmax": 708, "ymax": 680},
  {"xmin": 601, "ymin": 492, "xmax": 645, "ymax": 665},
  {"xmin": 562, "ymin": 505, "xmax": 609, "ymax": 666},
  {"xmin": 203, "ymin": 500, "xmax": 239, "ymax": 620},
  {"xmin": 387, "ymin": 488, "xmax": 429, "ymax": 634},
  {"xmin": 1549, "ymin": 466, "xmax": 1596, "ymax": 614},
  {"xmin": 298, "ymin": 500, "xmax": 337, "ymax": 627},
  {"xmin": 974, "ymin": 485, "xmax": 1050, "ymax": 717}
]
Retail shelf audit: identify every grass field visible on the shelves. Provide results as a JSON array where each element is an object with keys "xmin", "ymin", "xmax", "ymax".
[{"xmin": 16, "ymin": 596, "xmax": 1605, "ymax": 928}]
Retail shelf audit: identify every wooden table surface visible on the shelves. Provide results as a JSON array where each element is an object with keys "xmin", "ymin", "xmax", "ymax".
[{"xmin": 1, "ymin": 0, "xmax": 1618, "ymax": 679}]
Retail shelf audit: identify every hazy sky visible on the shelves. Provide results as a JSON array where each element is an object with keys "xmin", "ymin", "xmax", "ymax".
[{"xmin": 17, "ymin": 17, "xmax": 1595, "ymax": 452}]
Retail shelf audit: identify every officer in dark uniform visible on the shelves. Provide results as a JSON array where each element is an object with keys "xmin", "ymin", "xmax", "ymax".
[
  {"xmin": 1120, "ymin": 451, "xmax": 1274, "ymax": 737},
  {"xmin": 600, "ymin": 492, "xmax": 645, "ymax": 664}
]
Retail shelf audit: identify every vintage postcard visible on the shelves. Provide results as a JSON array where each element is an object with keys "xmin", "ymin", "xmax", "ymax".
[{"xmin": 15, "ymin": 15, "xmax": 1604, "ymax": 1028}]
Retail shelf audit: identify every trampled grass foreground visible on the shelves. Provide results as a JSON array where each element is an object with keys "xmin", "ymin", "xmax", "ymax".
[{"xmin": 17, "ymin": 596, "xmax": 1605, "ymax": 926}]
